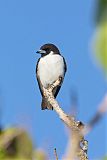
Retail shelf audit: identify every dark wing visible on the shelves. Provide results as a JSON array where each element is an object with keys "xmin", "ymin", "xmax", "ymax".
[
  {"xmin": 54, "ymin": 56, "xmax": 67, "ymax": 98},
  {"xmin": 54, "ymin": 86, "xmax": 61, "ymax": 98},
  {"xmin": 63, "ymin": 56, "xmax": 67, "ymax": 74},
  {"xmin": 36, "ymin": 58, "xmax": 43, "ymax": 97}
]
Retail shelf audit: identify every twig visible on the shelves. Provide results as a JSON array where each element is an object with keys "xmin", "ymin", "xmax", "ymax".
[
  {"xmin": 89, "ymin": 93, "xmax": 107, "ymax": 127},
  {"xmin": 43, "ymin": 78, "xmax": 88, "ymax": 160},
  {"xmin": 54, "ymin": 148, "xmax": 58, "ymax": 160},
  {"xmin": 83, "ymin": 93, "xmax": 107, "ymax": 135}
]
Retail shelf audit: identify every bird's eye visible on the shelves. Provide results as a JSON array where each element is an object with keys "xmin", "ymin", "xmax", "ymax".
[
  {"xmin": 45, "ymin": 48, "xmax": 49, "ymax": 51},
  {"xmin": 44, "ymin": 48, "xmax": 50, "ymax": 53}
]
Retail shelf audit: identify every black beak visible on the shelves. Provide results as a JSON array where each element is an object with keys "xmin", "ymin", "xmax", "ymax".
[{"xmin": 36, "ymin": 51, "xmax": 40, "ymax": 53}]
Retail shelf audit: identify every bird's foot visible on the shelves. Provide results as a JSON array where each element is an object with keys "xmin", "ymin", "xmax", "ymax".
[
  {"xmin": 47, "ymin": 84, "xmax": 55, "ymax": 92},
  {"xmin": 46, "ymin": 76, "xmax": 63, "ymax": 93}
]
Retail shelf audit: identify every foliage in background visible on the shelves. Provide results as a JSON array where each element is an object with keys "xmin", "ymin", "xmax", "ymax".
[
  {"xmin": 103, "ymin": 156, "xmax": 107, "ymax": 160},
  {"xmin": 0, "ymin": 127, "xmax": 47, "ymax": 160},
  {"xmin": 95, "ymin": 0, "xmax": 107, "ymax": 23},
  {"xmin": 92, "ymin": 0, "xmax": 107, "ymax": 76},
  {"xmin": 92, "ymin": 0, "xmax": 107, "ymax": 157}
]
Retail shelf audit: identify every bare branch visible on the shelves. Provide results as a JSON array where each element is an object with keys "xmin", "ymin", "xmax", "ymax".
[
  {"xmin": 43, "ymin": 78, "xmax": 88, "ymax": 160},
  {"xmin": 83, "ymin": 93, "xmax": 107, "ymax": 135},
  {"xmin": 89, "ymin": 93, "xmax": 107, "ymax": 127},
  {"xmin": 54, "ymin": 148, "xmax": 58, "ymax": 160}
]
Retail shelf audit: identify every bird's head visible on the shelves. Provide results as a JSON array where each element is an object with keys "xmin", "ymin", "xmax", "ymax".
[{"xmin": 36, "ymin": 43, "xmax": 60, "ymax": 56}]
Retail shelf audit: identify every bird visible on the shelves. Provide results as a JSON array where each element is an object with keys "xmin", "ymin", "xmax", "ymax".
[{"xmin": 36, "ymin": 43, "xmax": 67, "ymax": 110}]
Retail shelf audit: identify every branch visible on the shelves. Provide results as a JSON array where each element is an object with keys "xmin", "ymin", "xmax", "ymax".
[
  {"xmin": 43, "ymin": 78, "xmax": 88, "ymax": 160},
  {"xmin": 89, "ymin": 93, "xmax": 107, "ymax": 127},
  {"xmin": 54, "ymin": 148, "xmax": 58, "ymax": 160},
  {"xmin": 83, "ymin": 93, "xmax": 107, "ymax": 135}
]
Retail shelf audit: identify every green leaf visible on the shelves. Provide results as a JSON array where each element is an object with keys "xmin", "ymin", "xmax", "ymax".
[
  {"xmin": 93, "ymin": 21, "xmax": 107, "ymax": 76},
  {"xmin": 95, "ymin": 0, "xmax": 107, "ymax": 24}
]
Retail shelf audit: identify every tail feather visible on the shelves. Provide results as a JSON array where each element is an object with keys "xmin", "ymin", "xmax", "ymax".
[{"xmin": 41, "ymin": 98, "xmax": 53, "ymax": 110}]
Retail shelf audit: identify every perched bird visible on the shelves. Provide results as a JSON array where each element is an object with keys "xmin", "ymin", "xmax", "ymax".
[{"xmin": 36, "ymin": 43, "xmax": 67, "ymax": 110}]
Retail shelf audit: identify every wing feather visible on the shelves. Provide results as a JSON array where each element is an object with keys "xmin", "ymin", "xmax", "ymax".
[{"xmin": 36, "ymin": 58, "xmax": 44, "ymax": 97}]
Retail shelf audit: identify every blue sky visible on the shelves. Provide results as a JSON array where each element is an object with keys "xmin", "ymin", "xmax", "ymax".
[{"xmin": 0, "ymin": 0, "xmax": 106, "ymax": 159}]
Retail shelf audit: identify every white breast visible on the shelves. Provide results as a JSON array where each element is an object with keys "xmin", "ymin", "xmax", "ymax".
[{"xmin": 38, "ymin": 54, "xmax": 64, "ymax": 88}]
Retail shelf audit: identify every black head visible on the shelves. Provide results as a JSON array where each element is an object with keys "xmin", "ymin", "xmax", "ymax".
[{"xmin": 36, "ymin": 43, "xmax": 60, "ymax": 56}]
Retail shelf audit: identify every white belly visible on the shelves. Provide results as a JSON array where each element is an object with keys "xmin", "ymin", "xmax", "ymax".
[{"xmin": 38, "ymin": 54, "xmax": 64, "ymax": 88}]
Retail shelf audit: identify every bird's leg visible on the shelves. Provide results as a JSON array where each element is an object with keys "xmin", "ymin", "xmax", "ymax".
[
  {"xmin": 48, "ymin": 76, "xmax": 63, "ymax": 93},
  {"xmin": 48, "ymin": 84, "xmax": 55, "ymax": 91},
  {"xmin": 43, "ymin": 77, "xmax": 62, "ymax": 99}
]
